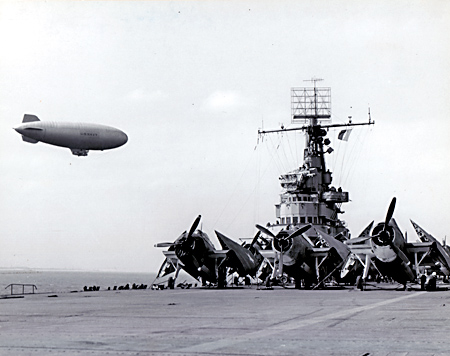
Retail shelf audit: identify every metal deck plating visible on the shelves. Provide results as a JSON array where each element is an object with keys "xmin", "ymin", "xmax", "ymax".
[{"xmin": 1, "ymin": 287, "xmax": 449, "ymax": 355}]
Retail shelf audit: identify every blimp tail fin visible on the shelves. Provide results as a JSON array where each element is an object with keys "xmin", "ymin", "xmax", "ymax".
[
  {"xmin": 23, "ymin": 114, "xmax": 40, "ymax": 123},
  {"xmin": 22, "ymin": 136, "xmax": 38, "ymax": 144}
]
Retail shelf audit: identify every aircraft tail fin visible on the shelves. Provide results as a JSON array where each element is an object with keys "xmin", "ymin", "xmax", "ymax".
[
  {"xmin": 22, "ymin": 135, "xmax": 38, "ymax": 144},
  {"xmin": 23, "ymin": 114, "xmax": 40, "ymax": 123}
]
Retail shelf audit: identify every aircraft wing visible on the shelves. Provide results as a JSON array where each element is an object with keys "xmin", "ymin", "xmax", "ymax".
[
  {"xmin": 405, "ymin": 241, "xmax": 450, "ymax": 275},
  {"xmin": 208, "ymin": 250, "xmax": 229, "ymax": 259},
  {"xmin": 410, "ymin": 220, "xmax": 450, "ymax": 273},
  {"xmin": 314, "ymin": 227, "xmax": 351, "ymax": 260},
  {"xmin": 358, "ymin": 221, "xmax": 374, "ymax": 237},
  {"xmin": 405, "ymin": 242, "xmax": 434, "ymax": 254},
  {"xmin": 162, "ymin": 250, "xmax": 180, "ymax": 262},
  {"xmin": 258, "ymin": 250, "xmax": 276, "ymax": 259},
  {"xmin": 310, "ymin": 247, "xmax": 331, "ymax": 258},
  {"xmin": 347, "ymin": 244, "xmax": 374, "ymax": 259}
]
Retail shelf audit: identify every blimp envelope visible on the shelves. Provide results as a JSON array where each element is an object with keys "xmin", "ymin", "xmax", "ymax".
[{"xmin": 14, "ymin": 114, "xmax": 128, "ymax": 156}]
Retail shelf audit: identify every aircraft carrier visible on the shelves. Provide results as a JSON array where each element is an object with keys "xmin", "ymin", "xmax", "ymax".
[
  {"xmin": 1, "ymin": 287, "xmax": 449, "ymax": 355},
  {"xmin": 3, "ymin": 82, "xmax": 448, "ymax": 355},
  {"xmin": 152, "ymin": 80, "xmax": 450, "ymax": 292}
]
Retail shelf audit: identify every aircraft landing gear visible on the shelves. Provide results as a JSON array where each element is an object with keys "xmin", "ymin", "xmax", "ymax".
[
  {"xmin": 217, "ymin": 267, "xmax": 227, "ymax": 289},
  {"xmin": 356, "ymin": 275, "xmax": 365, "ymax": 291},
  {"xmin": 304, "ymin": 279, "xmax": 312, "ymax": 290}
]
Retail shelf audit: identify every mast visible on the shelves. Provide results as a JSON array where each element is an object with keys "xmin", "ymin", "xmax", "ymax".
[{"xmin": 258, "ymin": 80, "xmax": 374, "ymax": 238}]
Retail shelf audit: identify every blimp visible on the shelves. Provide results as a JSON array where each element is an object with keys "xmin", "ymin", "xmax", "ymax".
[{"xmin": 14, "ymin": 114, "xmax": 128, "ymax": 156}]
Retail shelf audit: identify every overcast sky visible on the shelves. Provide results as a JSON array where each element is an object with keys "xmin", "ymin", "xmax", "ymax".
[{"xmin": 1, "ymin": 0, "xmax": 449, "ymax": 273}]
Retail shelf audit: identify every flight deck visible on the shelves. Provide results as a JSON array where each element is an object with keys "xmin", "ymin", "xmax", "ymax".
[{"xmin": 1, "ymin": 287, "xmax": 449, "ymax": 355}]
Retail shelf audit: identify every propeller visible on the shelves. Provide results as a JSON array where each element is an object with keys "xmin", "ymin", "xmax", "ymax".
[
  {"xmin": 255, "ymin": 223, "xmax": 311, "ymax": 254},
  {"xmin": 175, "ymin": 215, "xmax": 202, "ymax": 255},
  {"xmin": 274, "ymin": 224, "xmax": 312, "ymax": 252},
  {"xmin": 187, "ymin": 215, "xmax": 202, "ymax": 240},
  {"xmin": 154, "ymin": 242, "xmax": 175, "ymax": 248},
  {"xmin": 390, "ymin": 242, "xmax": 411, "ymax": 266},
  {"xmin": 372, "ymin": 197, "xmax": 396, "ymax": 245},
  {"xmin": 385, "ymin": 197, "xmax": 396, "ymax": 228},
  {"xmin": 250, "ymin": 231, "xmax": 262, "ymax": 247},
  {"xmin": 374, "ymin": 197, "xmax": 410, "ymax": 265},
  {"xmin": 255, "ymin": 224, "xmax": 275, "ymax": 238},
  {"xmin": 287, "ymin": 224, "xmax": 313, "ymax": 240}
]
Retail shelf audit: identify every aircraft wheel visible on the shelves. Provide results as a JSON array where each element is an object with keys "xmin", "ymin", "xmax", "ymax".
[
  {"xmin": 304, "ymin": 279, "xmax": 312, "ymax": 290},
  {"xmin": 356, "ymin": 275, "xmax": 364, "ymax": 291},
  {"xmin": 280, "ymin": 275, "xmax": 288, "ymax": 287},
  {"xmin": 420, "ymin": 275, "xmax": 426, "ymax": 290}
]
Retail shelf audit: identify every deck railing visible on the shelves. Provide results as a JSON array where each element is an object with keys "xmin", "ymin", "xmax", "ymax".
[{"xmin": 5, "ymin": 284, "xmax": 37, "ymax": 295}]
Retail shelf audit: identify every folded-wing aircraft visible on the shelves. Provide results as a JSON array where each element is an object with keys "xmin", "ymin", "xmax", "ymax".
[
  {"xmin": 410, "ymin": 220, "xmax": 450, "ymax": 277},
  {"xmin": 153, "ymin": 215, "xmax": 263, "ymax": 288},
  {"xmin": 341, "ymin": 221, "xmax": 381, "ymax": 285},
  {"xmin": 255, "ymin": 224, "xmax": 350, "ymax": 288},
  {"xmin": 345, "ymin": 198, "xmax": 444, "ymax": 290}
]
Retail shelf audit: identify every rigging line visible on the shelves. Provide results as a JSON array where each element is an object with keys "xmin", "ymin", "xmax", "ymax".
[
  {"xmin": 254, "ymin": 137, "xmax": 262, "ymax": 226},
  {"xmin": 342, "ymin": 126, "xmax": 371, "ymax": 188},
  {"xmin": 337, "ymin": 129, "xmax": 358, "ymax": 186},
  {"xmin": 260, "ymin": 135, "xmax": 276, "ymax": 168},
  {"xmin": 329, "ymin": 127, "xmax": 347, "ymax": 177},
  {"xmin": 267, "ymin": 134, "xmax": 288, "ymax": 175},
  {"xmin": 338, "ymin": 128, "xmax": 359, "ymax": 187},
  {"xmin": 330, "ymin": 129, "xmax": 342, "ymax": 184},
  {"xmin": 337, "ymin": 135, "xmax": 350, "ymax": 187},
  {"xmin": 294, "ymin": 132, "xmax": 301, "ymax": 167},
  {"xmin": 282, "ymin": 132, "xmax": 298, "ymax": 171},
  {"xmin": 329, "ymin": 113, "xmax": 351, "ymax": 180},
  {"xmin": 271, "ymin": 133, "xmax": 287, "ymax": 173},
  {"xmin": 225, "ymin": 147, "xmax": 279, "ymax": 233},
  {"xmin": 264, "ymin": 135, "xmax": 282, "ymax": 174},
  {"xmin": 330, "ymin": 129, "xmax": 339, "ymax": 174},
  {"xmin": 342, "ymin": 127, "xmax": 370, "ymax": 187},
  {"xmin": 212, "ymin": 147, "xmax": 259, "ymax": 229},
  {"xmin": 284, "ymin": 131, "xmax": 298, "ymax": 168},
  {"xmin": 279, "ymin": 133, "xmax": 292, "ymax": 172}
]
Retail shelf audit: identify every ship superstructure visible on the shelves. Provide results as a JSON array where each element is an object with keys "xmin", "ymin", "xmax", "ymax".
[{"xmin": 259, "ymin": 80, "xmax": 374, "ymax": 241}]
